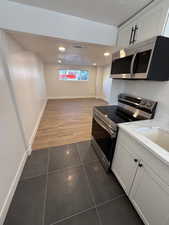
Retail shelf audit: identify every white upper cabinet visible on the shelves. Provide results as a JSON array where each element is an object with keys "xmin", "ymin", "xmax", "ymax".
[
  {"xmin": 117, "ymin": 23, "xmax": 135, "ymax": 49},
  {"xmin": 136, "ymin": 3, "xmax": 167, "ymax": 43},
  {"xmin": 118, "ymin": 22, "xmax": 138, "ymax": 48},
  {"xmin": 117, "ymin": 1, "xmax": 169, "ymax": 48}
]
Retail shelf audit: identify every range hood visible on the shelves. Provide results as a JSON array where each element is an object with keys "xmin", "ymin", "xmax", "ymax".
[{"xmin": 111, "ymin": 36, "xmax": 169, "ymax": 81}]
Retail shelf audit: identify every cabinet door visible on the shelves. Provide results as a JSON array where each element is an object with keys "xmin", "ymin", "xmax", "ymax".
[
  {"xmin": 111, "ymin": 144, "xmax": 139, "ymax": 195},
  {"xmin": 130, "ymin": 161, "xmax": 169, "ymax": 225},
  {"xmin": 136, "ymin": 4, "xmax": 167, "ymax": 43},
  {"xmin": 117, "ymin": 25, "xmax": 133, "ymax": 48}
]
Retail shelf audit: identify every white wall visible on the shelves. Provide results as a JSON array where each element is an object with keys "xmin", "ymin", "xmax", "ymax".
[
  {"xmin": 0, "ymin": 0, "xmax": 117, "ymax": 46},
  {"xmin": 2, "ymin": 31, "xmax": 47, "ymax": 150},
  {"xmin": 45, "ymin": 64, "xmax": 98, "ymax": 99},
  {"xmin": 95, "ymin": 67, "xmax": 104, "ymax": 99},
  {"xmin": 0, "ymin": 30, "xmax": 27, "ymax": 225},
  {"xmin": 102, "ymin": 65, "xmax": 125, "ymax": 104},
  {"xmin": 124, "ymin": 80, "xmax": 169, "ymax": 124}
]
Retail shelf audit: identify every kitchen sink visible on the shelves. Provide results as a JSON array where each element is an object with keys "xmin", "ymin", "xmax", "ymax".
[{"xmin": 135, "ymin": 127, "xmax": 169, "ymax": 152}]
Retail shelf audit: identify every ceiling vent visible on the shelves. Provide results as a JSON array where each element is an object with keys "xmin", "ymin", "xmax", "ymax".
[{"xmin": 72, "ymin": 44, "xmax": 87, "ymax": 49}]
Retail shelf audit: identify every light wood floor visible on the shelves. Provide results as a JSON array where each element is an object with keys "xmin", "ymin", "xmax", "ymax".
[{"xmin": 32, "ymin": 98, "xmax": 107, "ymax": 150}]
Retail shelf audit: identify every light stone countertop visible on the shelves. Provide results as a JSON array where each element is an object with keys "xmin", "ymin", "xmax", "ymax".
[{"xmin": 118, "ymin": 119, "xmax": 169, "ymax": 167}]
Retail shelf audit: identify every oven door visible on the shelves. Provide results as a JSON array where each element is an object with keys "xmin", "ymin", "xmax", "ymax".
[{"xmin": 92, "ymin": 115, "xmax": 117, "ymax": 162}]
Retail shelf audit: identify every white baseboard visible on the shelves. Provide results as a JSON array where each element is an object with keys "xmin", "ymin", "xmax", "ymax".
[
  {"xmin": 102, "ymin": 97, "xmax": 109, "ymax": 104},
  {"xmin": 48, "ymin": 96, "xmax": 109, "ymax": 103},
  {"xmin": 27, "ymin": 144, "xmax": 32, "ymax": 156},
  {"xmin": 0, "ymin": 151, "xmax": 28, "ymax": 225},
  {"xmin": 96, "ymin": 96, "xmax": 109, "ymax": 103},
  {"xmin": 28, "ymin": 99, "xmax": 47, "ymax": 153},
  {"xmin": 48, "ymin": 96, "xmax": 96, "ymax": 100}
]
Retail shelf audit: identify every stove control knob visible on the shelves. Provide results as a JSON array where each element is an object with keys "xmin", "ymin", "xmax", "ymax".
[
  {"xmin": 141, "ymin": 100, "xmax": 146, "ymax": 106},
  {"xmin": 146, "ymin": 102, "xmax": 153, "ymax": 107}
]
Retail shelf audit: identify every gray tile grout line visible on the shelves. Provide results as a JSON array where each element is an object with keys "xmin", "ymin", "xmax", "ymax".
[
  {"xmin": 42, "ymin": 148, "xmax": 50, "ymax": 225},
  {"xmin": 21, "ymin": 173, "xmax": 47, "ymax": 181},
  {"xmin": 76, "ymin": 142, "xmax": 99, "ymax": 165},
  {"xmin": 21, "ymin": 148, "xmax": 81, "ymax": 181},
  {"xmin": 81, "ymin": 164, "xmax": 103, "ymax": 225},
  {"xmin": 47, "ymin": 143, "xmax": 89, "ymax": 175},
  {"xmin": 47, "ymin": 160, "xmax": 99, "ymax": 175},
  {"xmin": 45, "ymin": 142, "xmax": 125, "ymax": 225},
  {"xmin": 49, "ymin": 206, "xmax": 96, "ymax": 225},
  {"xmin": 48, "ymin": 143, "xmax": 97, "ymax": 225},
  {"xmin": 47, "ymin": 146, "xmax": 99, "ymax": 176},
  {"xmin": 96, "ymin": 194, "xmax": 125, "ymax": 208},
  {"xmin": 48, "ymin": 164, "xmax": 83, "ymax": 175},
  {"xmin": 21, "ymin": 144, "xmax": 98, "ymax": 181},
  {"xmin": 49, "ymin": 194, "xmax": 126, "ymax": 225},
  {"xmin": 21, "ymin": 149, "xmax": 49, "ymax": 181},
  {"xmin": 75, "ymin": 143, "xmax": 103, "ymax": 225},
  {"xmin": 76, "ymin": 142, "xmax": 125, "ymax": 225},
  {"xmin": 95, "ymin": 208, "xmax": 103, "ymax": 225}
]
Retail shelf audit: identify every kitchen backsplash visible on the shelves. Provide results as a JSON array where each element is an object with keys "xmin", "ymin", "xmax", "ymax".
[
  {"xmin": 123, "ymin": 80, "xmax": 169, "ymax": 125},
  {"xmin": 102, "ymin": 65, "xmax": 169, "ymax": 126}
]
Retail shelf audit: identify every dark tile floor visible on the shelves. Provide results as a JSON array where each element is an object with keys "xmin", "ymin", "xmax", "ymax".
[{"xmin": 4, "ymin": 141, "xmax": 144, "ymax": 225}]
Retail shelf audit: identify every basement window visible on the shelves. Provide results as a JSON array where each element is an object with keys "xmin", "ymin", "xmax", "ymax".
[{"xmin": 59, "ymin": 70, "xmax": 89, "ymax": 81}]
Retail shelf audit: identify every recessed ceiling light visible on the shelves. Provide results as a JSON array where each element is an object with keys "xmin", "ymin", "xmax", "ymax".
[
  {"xmin": 58, "ymin": 59, "xmax": 62, "ymax": 64},
  {"xmin": 93, "ymin": 63, "xmax": 97, "ymax": 66},
  {"xmin": 58, "ymin": 46, "xmax": 66, "ymax": 52},
  {"xmin": 104, "ymin": 52, "xmax": 110, "ymax": 56}
]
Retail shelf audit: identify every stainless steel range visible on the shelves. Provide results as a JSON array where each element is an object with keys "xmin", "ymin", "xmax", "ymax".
[{"xmin": 91, "ymin": 93, "xmax": 157, "ymax": 171}]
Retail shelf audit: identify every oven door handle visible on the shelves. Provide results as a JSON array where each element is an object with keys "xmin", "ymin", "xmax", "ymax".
[
  {"xmin": 130, "ymin": 53, "xmax": 137, "ymax": 77},
  {"xmin": 109, "ymin": 130, "xmax": 116, "ymax": 137},
  {"xmin": 94, "ymin": 115, "xmax": 116, "ymax": 138}
]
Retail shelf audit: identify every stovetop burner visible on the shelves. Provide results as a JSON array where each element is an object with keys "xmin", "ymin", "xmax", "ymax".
[{"xmin": 95, "ymin": 105, "xmax": 132, "ymax": 124}]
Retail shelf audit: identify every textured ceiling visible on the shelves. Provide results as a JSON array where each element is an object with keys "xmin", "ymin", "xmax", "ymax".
[
  {"xmin": 7, "ymin": 31, "xmax": 115, "ymax": 66},
  {"xmin": 9, "ymin": 0, "xmax": 154, "ymax": 26}
]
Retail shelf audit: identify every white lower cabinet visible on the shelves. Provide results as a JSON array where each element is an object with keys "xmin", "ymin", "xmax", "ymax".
[
  {"xmin": 112, "ymin": 143, "xmax": 139, "ymax": 195},
  {"xmin": 129, "ymin": 161, "xmax": 169, "ymax": 225},
  {"xmin": 112, "ymin": 129, "xmax": 169, "ymax": 225}
]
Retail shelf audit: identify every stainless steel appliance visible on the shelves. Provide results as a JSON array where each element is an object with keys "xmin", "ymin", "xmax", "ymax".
[
  {"xmin": 111, "ymin": 36, "xmax": 169, "ymax": 81},
  {"xmin": 91, "ymin": 94, "xmax": 157, "ymax": 171}
]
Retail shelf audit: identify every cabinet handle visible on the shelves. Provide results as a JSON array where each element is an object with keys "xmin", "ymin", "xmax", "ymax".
[
  {"xmin": 138, "ymin": 163, "xmax": 143, "ymax": 168},
  {"xmin": 134, "ymin": 159, "xmax": 138, "ymax": 163},
  {"xmin": 132, "ymin": 25, "xmax": 138, "ymax": 44},
  {"xmin": 129, "ymin": 27, "xmax": 134, "ymax": 45}
]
